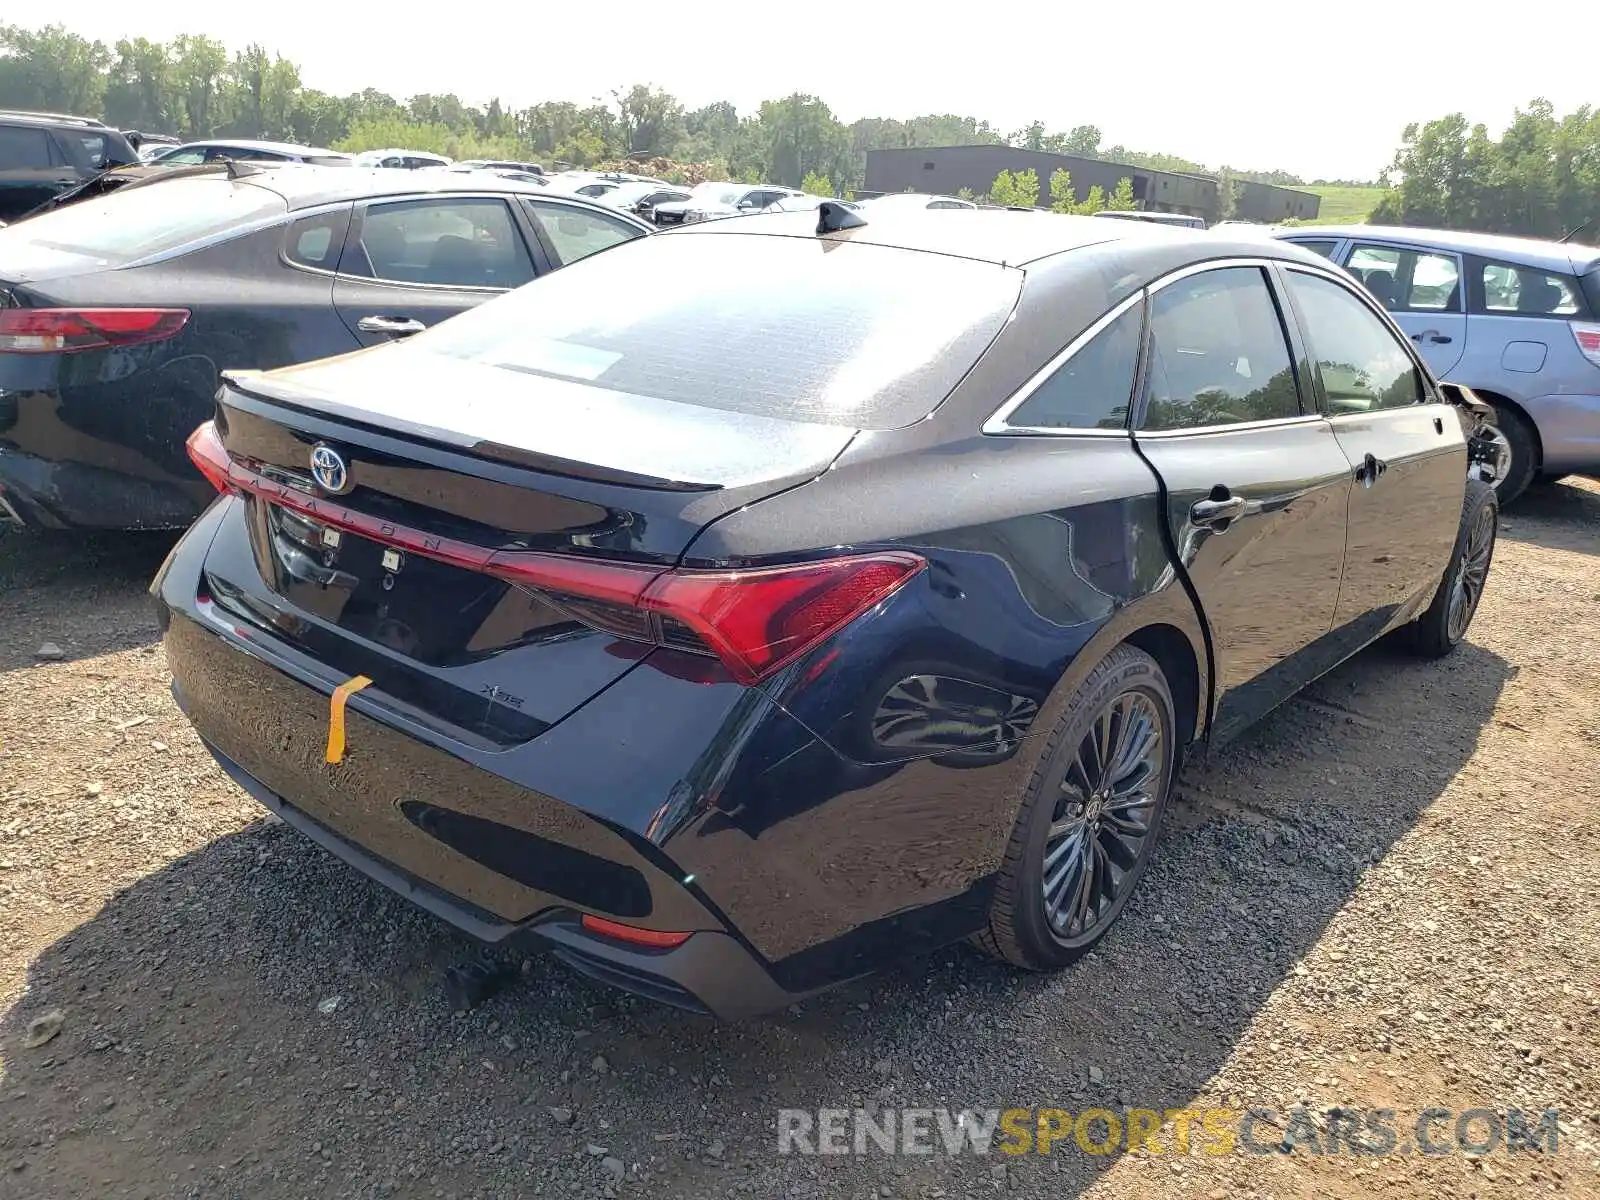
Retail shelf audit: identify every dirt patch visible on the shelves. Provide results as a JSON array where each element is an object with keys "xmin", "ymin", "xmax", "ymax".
[{"xmin": 1, "ymin": 484, "xmax": 1597, "ymax": 1199}]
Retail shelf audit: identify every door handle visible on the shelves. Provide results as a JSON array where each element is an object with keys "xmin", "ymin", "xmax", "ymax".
[
  {"xmin": 356, "ymin": 315, "xmax": 427, "ymax": 338},
  {"xmin": 1355, "ymin": 452, "xmax": 1389, "ymax": 487},
  {"xmin": 1410, "ymin": 329, "xmax": 1453, "ymax": 345},
  {"xmin": 1190, "ymin": 493, "xmax": 1248, "ymax": 529}
]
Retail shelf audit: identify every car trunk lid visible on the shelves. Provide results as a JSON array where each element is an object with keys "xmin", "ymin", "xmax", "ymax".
[{"xmin": 199, "ymin": 359, "xmax": 857, "ymax": 743}]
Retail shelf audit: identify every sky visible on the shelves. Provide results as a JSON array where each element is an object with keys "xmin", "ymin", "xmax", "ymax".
[{"xmin": 48, "ymin": 2, "xmax": 1594, "ymax": 181}]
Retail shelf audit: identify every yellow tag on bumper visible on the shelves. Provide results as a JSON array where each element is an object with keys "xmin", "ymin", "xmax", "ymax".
[{"xmin": 325, "ymin": 675, "xmax": 373, "ymax": 764}]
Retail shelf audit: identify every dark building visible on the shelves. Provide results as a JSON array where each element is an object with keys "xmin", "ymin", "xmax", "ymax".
[
  {"xmin": 863, "ymin": 145, "xmax": 1318, "ymax": 226},
  {"xmin": 1234, "ymin": 179, "xmax": 1321, "ymax": 223}
]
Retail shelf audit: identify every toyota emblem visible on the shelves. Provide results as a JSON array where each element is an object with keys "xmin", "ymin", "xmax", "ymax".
[{"xmin": 309, "ymin": 444, "xmax": 351, "ymax": 495}]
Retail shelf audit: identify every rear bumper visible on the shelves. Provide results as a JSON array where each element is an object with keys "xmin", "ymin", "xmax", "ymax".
[
  {"xmin": 155, "ymin": 499, "xmax": 1016, "ymax": 1014},
  {"xmin": 191, "ymin": 726, "xmax": 798, "ymax": 1019},
  {"xmin": 0, "ymin": 444, "xmax": 208, "ymax": 530}
]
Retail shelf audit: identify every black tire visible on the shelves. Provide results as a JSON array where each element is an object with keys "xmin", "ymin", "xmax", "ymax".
[
  {"xmin": 1408, "ymin": 478, "xmax": 1497, "ymax": 658},
  {"xmin": 1488, "ymin": 402, "xmax": 1538, "ymax": 504},
  {"xmin": 974, "ymin": 644, "xmax": 1176, "ymax": 970}
]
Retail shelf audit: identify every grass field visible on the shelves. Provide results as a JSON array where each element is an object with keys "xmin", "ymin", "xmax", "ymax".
[{"xmin": 1305, "ymin": 185, "xmax": 1387, "ymax": 224}]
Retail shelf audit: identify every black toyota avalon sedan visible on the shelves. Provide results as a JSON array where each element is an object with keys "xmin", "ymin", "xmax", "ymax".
[{"xmin": 155, "ymin": 207, "xmax": 1499, "ymax": 1017}]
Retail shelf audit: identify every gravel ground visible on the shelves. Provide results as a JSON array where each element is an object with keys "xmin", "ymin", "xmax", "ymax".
[{"xmin": 1, "ymin": 482, "xmax": 1598, "ymax": 1200}]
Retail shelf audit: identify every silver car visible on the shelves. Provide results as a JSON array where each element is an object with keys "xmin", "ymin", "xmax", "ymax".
[{"xmin": 1274, "ymin": 224, "xmax": 1600, "ymax": 501}]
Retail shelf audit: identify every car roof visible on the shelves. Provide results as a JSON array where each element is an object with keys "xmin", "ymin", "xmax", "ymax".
[
  {"xmin": 864, "ymin": 192, "xmax": 967, "ymax": 205},
  {"xmin": 1280, "ymin": 223, "xmax": 1600, "ymax": 272},
  {"xmin": 216, "ymin": 166, "xmax": 652, "ymax": 226},
  {"xmin": 356, "ymin": 147, "xmax": 449, "ymax": 158},
  {"xmin": 678, "ymin": 206, "xmax": 1277, "ymax": 267},
  {"xmin": 0, "ymin": 110, "xmax": 108, "ymax": 129},
  {"xmin": 171, "ymin": 138, "xmax": 346, "ymax": 157}
]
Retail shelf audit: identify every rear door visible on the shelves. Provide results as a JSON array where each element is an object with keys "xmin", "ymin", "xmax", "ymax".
[
  {"xmin": 519, "ymin": 198, "xmax": 648, "ymax": 268},
  {"xmin": 1343, "ymin": 239, "xmax": 1466, "ymax": 378},
  {"xmin": 332, "ymin": 194, "xmax": 544, "ymax": 346},
  {"xmin": 0, "ymin": 123, "xmax": 78, "ymax": 221},
  {"xmin": 1280, "ymin": 265, "xmax": 1464, "ymax": 639},
  {"xmin": 1131, "ymin": 262, "xmax": 1355, "ymax": 743}
]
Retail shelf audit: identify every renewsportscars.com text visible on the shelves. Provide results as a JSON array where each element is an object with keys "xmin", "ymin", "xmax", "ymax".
[{"xmin": 776, "ymin": 1106, "xmax": 1563, "ymax": 1157}]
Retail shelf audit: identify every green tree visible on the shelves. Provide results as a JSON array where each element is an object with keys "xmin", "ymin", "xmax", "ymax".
[
  {"xmin": 169, "ymin": 34, "xmax": 231, "ymax": 136},
  {"xmin": 1048, "ymin": 167, "xmax": 1076, "ymax": 213},
  {"xmin": 1011, "ymin": 120, "xmax": 1047, "ymax": 152},
  {"xmin": 226, "ymin": 44, "xmax": 300, "ymax": 138},
  {"xmin": 1062, "ymin": 124, "xmax": 1102, "ymax": 157},
  {"xmin": 801, "ymin": 170, "xmax": 834, "ymax": 197},
  {"xmin": 989, "ymin": 168, "xmax": 1040, "ymax": 208},
  {"xmin": 1215, "ymin": 169, "xmax": 1239, "ymax": 222},
  {"xmin": 1108, "ymin": 177, "xmax": 1137, "ymax": 210},
  {"xmin": 758, "ymin": 93, "xmax": 849, "ymax": 188},
  {"xmin": 290, "ymin": 88, "xmax": 349, "ymax": 147},
  {"xmin": 613, "ymin": 83, "xmax": 684, "ymax": 159},
  {"xmin": 102, "ymin": 37, "xmax": 171, "ymax": 133},
  {"xmin": 0, "ymin": 23, "xmax": 108, "ymax": 116},
  {"xmin": 1078, "ymin": 185, "xmax": 1106, "ymax": 214}
]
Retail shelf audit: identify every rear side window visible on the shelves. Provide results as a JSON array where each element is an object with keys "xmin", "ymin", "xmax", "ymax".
[
  {"xmin": 1289, "ymin": 239, "xmax": 1338, "ymax": 259},
  {"xmin": 349, "ymin": 197, "xmax": 534, "ymax": 289},
  {"xmin": 73, "ymin": 133, "xmax": 110, "ymax": 169},
  {"xmin": 0, "ymin": 177, "xmax": 285, "ymax": 266},
  {"xmin": 411, "ymin": 232, "xmax": 1022, "ymax": 430},
  {"xmin": 285, "ymin": 208, "xmax": 350, "ymax": 270},
  {"xmin": 1479, "ymin": 261, "xmax": 1580, "ymax": 316},
  {"xmin": 1006, "ymin": 302, "xmax": 1142, "ymax": 430},
  {"xmin": 1347, "ymin": 244, "xmax": 1461, "ymax": 312},
  {"xmin": 1288, "ymin": 270, "xmax": 1423, "ymax": 413},
  {"xmin": 0, "ymin": 125, "xmax": 56, "ymax": 168},
  {"xmin": 526, "ymin": 201, "xmax": 643, "ymax": 267},
  {"xmin": 1141, "ymin": 267, "xmax": 1301, "ymax": 431}
]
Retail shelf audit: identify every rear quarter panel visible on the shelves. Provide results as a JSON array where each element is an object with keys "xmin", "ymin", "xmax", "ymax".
[
  {"xmin": 1462, "ymin": 310, "xmax": 1600, "ymax": 471},
  {"xmin": 661, "ymin": 431, "xmax": 1207, "ymax": 983}
]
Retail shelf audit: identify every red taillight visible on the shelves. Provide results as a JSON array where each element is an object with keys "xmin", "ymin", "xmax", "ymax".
[
  {"xmin": 1572, "ymin": 322, "xmax": 1600, "ymax": 367},
  {"xmin": 0, "ymin": 307, "xmax": 189, "ymax": 354},
  {"xmin": 580, "ymin": 914, "xmax": 693, "ymax": 949},
  {"xmin": 490, "ymin": 549, "xmax": 923, "ymax": 684},
  {"xmin": 198, "ymin": 437, "xmax": 925, "ymax": 684},
  {"xmin": 640, "ymin": 555, "xmax": 924, "ymax": 683},
  {"xmin": 185, "ymin": 420, "xmax": 237, "ymax": 495}
]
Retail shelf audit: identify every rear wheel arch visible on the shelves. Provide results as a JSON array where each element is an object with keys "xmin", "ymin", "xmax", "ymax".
[
  {"xmin": 1123, "ymin": 623, "xmax": 1201, "ymax": 750},
  {"xmin": 1019, "ymin": 594, "xmax": 1210, "ymax": 781}
]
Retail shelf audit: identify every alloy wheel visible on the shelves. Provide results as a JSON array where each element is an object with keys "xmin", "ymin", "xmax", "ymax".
[
  {"xmin": 1448, "ymin": 503, "xmax": 1495, "ymax": 641},
  {"xmin": 1041, "ymin": 689, "xmax": 1166, "ymax": 942}
]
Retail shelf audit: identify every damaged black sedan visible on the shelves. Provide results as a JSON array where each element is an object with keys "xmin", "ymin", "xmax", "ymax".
[{"xmin": 155, "ymin": 208, "xmax": 1498, "ymax": 1016}]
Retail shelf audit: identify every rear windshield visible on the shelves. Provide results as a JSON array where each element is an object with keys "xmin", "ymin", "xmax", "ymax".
[
  {"xmin": 412, "ymin": 232, "xmax": 1021, "ymax": 429},
  {"xmin": 0, "ymin": 177, "xmax": 285, "ymax": 268}
]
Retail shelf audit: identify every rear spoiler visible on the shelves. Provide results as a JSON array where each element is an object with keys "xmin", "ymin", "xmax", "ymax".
[{"xmin": 219, "ymin": 370, "xmax": 723, "ymax": 493}]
